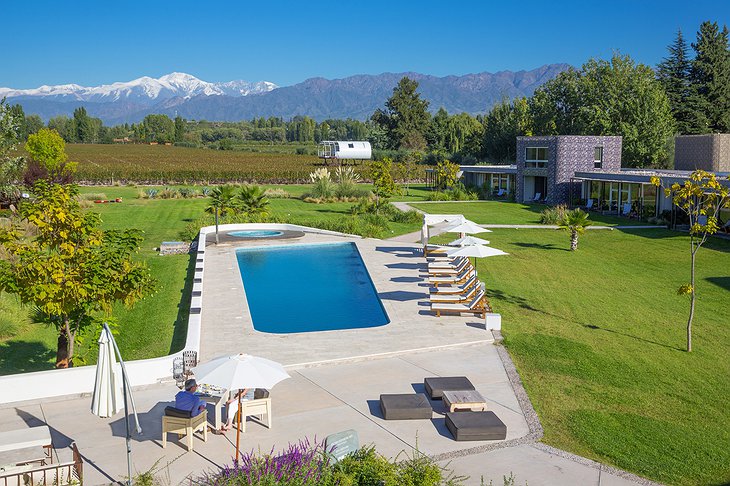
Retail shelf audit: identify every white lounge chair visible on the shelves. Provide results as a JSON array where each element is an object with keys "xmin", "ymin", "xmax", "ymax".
[
  {"xmin": 428, "ymin": 259, "xmax": 471, "ymax": 276},
  {"xmin": 428, "ymin": 267, "xmax": 474, "ymax": 287},
  {"xmin": 431, "ymin": 290, "xmax": 490, "ymax": 318},
  {"xmin": 429, "ymin": 283, "xmax": 478, "ymax": 303},
  {"xmin": 424, "ymin": 244, "xmax": 450, "ymax": 257},
  {"xmin": 428, "ymin": 257, "xmax": 467, "ymax": 271},
  {"xmin": 430, "ymin": 273, "xmax": 479, "ymax": 295},
  {"xmin": 533, "ymin": 192, "xmax": 542, "ymax": 202}
]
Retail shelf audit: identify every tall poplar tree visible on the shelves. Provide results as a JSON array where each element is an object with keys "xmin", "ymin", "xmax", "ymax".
[
  {"xmin": 371, "ymin": 77, "xmax": 430, "ymax": 150},
  {"xmin": 690, "ymin": 21, "xmax": 730, "ymax": 132}
]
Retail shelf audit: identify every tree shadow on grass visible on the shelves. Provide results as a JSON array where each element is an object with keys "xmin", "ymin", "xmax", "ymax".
[
  {"xmin": 0, "ymin": 340, "xmax": 55, "ymax": 375},
  {"xmin": 706, "ymin": 276, "xmax": 730, "ymax": 291},
  {"xmin": 513, "ymin": 242, "xmax": 569, "ymax": 252},
  {"xmin": 169, "ymin": 252, "xmax": 197, "ymax": 354}
]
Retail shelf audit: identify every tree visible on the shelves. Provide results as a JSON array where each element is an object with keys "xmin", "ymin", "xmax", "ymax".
[
  {"xmin": 73, "ymin": 107, "xmax": 94, "ymax": 143},
  {"xmin": 0, "ymin": 98, "xmax": 26, "ymax": 205},
  {"xmin": 206, "ymin": 185, "xmax": 237, "ymax": 244},
  {"xmin": 142, "ymin": 114, "xmax": 175, "ymax": 144},
  {"xmin": 24, "ymin": 128, "xmax": 77, "ymax": 184},
  {"xmin": 483, "ymin": 97, "xmax": 533, "ymax": 162},
  {"xmin": 371, "ymin": 77, "xmax": 431, "ymax": 150},
  {"xmin": 657, "ymin": 30, "xmax": 695, "ymax": 134},
  {"xmin": 174, "ymin": 116, "xmax": 186, "ymax": 143},
  {"xmin": 558, "ymin": 209, "xmax": 592, "ymax": 251},
  {"xmin": 48, "ymin": 115, "xmax": 74, "ymax": 142},
  {"xmin": 396, "ymin": 151, "xmax": 422, "ymax": 196},
  {"xmin": 368, "ymin": 157, "xmax": 398, "ymax": 212},
  {"xmin": 0, "ymin": 181, "xmax": 156, "ymax": 367},
  {"xmin": 652, "ymin": 170, "xmax": 730, "ymax": 352},
  {"xmin": 690, "ymin": 21, "xmax": 730, "ymax": 133},
  {"xmin": 237, "ymin": 185, "xmax": 269, "ymax": 216},
  {"xmin": 434, "ymin": 160, "xmax": 461, "ymax": 191}
]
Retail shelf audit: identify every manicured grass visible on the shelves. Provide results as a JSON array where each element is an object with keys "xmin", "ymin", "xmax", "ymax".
[
  {"xmin": 430, "ymin": 225, "xmax": 730, "ymax": 485},
  {"xmin": 410, "ymin": 201, "xmax": 649, "ymax": 226},
  {"xmin": 0, "ymin": 184, "xmax": 426, "ymax": 373}
]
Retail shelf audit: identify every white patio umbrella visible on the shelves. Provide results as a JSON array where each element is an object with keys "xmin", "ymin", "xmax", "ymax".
[
  {"xmin": 448, "ymin": 235, "xmax": 491, "ymax": 247},
  {"xmin": 443, "ymin": 219, "xmax": 492, "ymax": 235},
  {"xmin": 191, "ymin": 354, "xmax": 290, "ymax": 461},
  {"xmin": 91, "ymin": 323, "xmax": 142, "ymax": 486},
  {"xmin": 446, "ymin": 244, "xmax": 508, "ymax": 268}
]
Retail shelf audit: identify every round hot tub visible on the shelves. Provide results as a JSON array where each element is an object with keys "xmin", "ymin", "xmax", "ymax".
[{"xmin": 228, "ymin": 230, "xmax": 284, "ymax": 238}]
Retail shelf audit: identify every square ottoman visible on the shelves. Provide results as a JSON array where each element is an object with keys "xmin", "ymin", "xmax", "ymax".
[
  {"xmin": 379, "ymin": 394, "xmax": 432, "ymax": 420},
  {"xmin": 445, "ymin": 411, "xmax": 507, "ymax": 441},
  {"xmin": 424, "ymin": 376, "xmax": 475, "ymax": 399}
]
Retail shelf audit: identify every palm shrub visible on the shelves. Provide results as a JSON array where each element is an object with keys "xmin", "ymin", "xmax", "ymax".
[
  {"xmin": 237, "ymin": 185, "xmax": 270, "ymax": 216},
  {"xmin": 558, "ymin": 208, "xmax": 592, "ymax": 251},
  {"xmin": 205, "ymin": 185, "xmax": 237, "ymax": 244}
]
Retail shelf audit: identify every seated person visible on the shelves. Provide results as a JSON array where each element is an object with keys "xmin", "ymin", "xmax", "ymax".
[
  {"xmin": 221, "ymin": 388, "xmax": 255, "ymax": 432},
  {"xmin": 174, "ymin": 378, "xmax": 206, "ymax": 417}
]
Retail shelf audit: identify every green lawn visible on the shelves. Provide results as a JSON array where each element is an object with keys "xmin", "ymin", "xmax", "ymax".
[
  {"xmin": 410, "ymin": 201, "xmax": 649, "ymax": 226},
  {"xmin": 0, "ymin": 184, "xmax": 427, "ymax": 372},
  {"xmin": 430, "ymin": 224, "xmax": 730, "ymax": 485}
]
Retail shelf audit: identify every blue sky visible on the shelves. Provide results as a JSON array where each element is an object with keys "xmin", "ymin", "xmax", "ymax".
[{"xmin": 2, "ymin": 0, "xmax": 728, "ymax": 88}]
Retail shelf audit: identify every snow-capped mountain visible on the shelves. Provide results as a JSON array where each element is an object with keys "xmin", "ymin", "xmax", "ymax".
[{"xmin": 0, "ymin": 72, "xmax": 277, "ymax": 105}]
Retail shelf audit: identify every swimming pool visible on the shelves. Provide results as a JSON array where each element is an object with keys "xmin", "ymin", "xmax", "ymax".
[
  {"xmin": 228, "ymin": 230, "xmax": 284, "ymax": 238},
  {"xmin": 236, "ymin": 242, "xmax": 389, "ymax": 333}
]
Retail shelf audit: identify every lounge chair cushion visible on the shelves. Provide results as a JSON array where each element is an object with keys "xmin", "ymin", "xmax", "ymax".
[
  {"xmin": 424, "ymin": 376, "xmax": 475, "ymax": 399},
  {"xmin": 379, "ymin": 394, "xmax": 432, "ymax": 420},
  {"xmin": 445, "ymin": 411, "xmax": 507, "ymax": 441},
  {"xmin": 254, "ymin": 388, "xmax": 270, "ymax": 399},
  {"xmin": 164, "ymin": 406, "xmax": 193, "ymax": 418}
]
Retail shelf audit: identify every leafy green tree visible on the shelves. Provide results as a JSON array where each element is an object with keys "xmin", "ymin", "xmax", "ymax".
[
  {"xmin": 396, "ymin": 151, "xmax": 422, "ymax": 196},
  {"xmin": 530, "ymin": 54, "xmax": 675, "ymax": 168},
  {"xmin": 47, "ymin": 115, "xmax": 74, "ymax": 142},
  {"xmin": 0, "ymin": 181, "xmax": 156, "ymax": 367},
  {"xmin": 237, "ymin": 185, "xmax": 270, "ymax": 216},
  {"xmin": 0, "ymin": 98, "xmax": 26, "ymax": 205},
  {"xmin": 558, "ymin": 208, "xmax": 592, "ymax": 251},
  {"xmin": 24, "ymin": 128, "xmax": 77, "ymax": 184},
  {"xmin": 368, "ymin": 157, "xmax": 399, "ymax": 212},
  {"xmin": 483, "ymin": 97, "xmax": 533, "ymax": 162},
  {"xmin": 23, "ymin": 114, "xmax": 44, "ymax": 138},
  {"xmin": 73, "ymin": 107, "xmax": 94, "ymax": 143},
  {"xmin": 434, "ymin": 160, "xmax": 461, "ymax": 190},
  {"xmin": 444, "ymin": 112, "xmax": 483, "ymax": 156},
  {"xmin": 652, "ymin": 170, "xmax": 730, "ymax": 352},
  {"xmin": 142, "ymin": 114, "xmax": 175, "ymax": 144},
  {"xmin": 426, "ymin": 107, "xmax": 449, "ymax": 150},
  {"xmin": 689, "ymin": 21, "xmax": 730, "ymax": 133},
  {"xmin": 657, "ymin": 30, "xmax": 695, "ymax": 134},
  {"xmin": 371, "ymin": 77, "xmax": 431, "ymax": 150},
  {"xmin": 206, "ymin": 185, "xmax": 237, "ymax": 244},
  {"xmin": 174, "ymin": 116, "xmax": 186, "ymax": 143}
]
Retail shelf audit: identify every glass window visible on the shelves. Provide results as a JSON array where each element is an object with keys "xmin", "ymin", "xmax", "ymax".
[
  {"xmin": 525, "ymin": 147, "xmax": 548, "ymax": 168},
  {"xmin": 594, "ymin": 147, "xmax": 603, "ymax": 169}
]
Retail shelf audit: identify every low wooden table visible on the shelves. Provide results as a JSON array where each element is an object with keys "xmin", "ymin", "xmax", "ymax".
[{"xmin": 442, "ymin": 390, "xmax": 487, "ymax": 412}]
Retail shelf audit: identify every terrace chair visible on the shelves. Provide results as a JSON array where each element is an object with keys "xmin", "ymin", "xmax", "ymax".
[
  {"xmin": 427, "ymin": 256, "xmax": 467, "ymax": 270},
  {"xmin": 430, "ymin": 273, "xmax": 479, "ymax": 295},
  {"xmin": 431, "ymin": 290, "xmax": 490, "ymax": 318},
  {"xmin": 533, "ymin": 193, "xmax": 542, "ymax": 202},
  {"xmin": 429, "ymin": 267, "xmax": 475, "ymax": 288},
  {"xmin": 621, "ymin": 203, "xmax": 632, "ymax": 216},
  {"xmin": 424, "ymin": 244, "xmax": 450, "ymax": 257},
  {"xmin": 585, "ymin": 198, "xmax": 594, "ymax": 210},
  {"xmin": 161, "ymin": 408, "xmax": 208, "ymax": 452},
  {"xmin": 429, "ymin": 282, "xmax": 478, "ymax": 303},
  {"xmin": 427, "ymin": 259, "xmax": 470, "ymax": 276},
  {"xmin": 496, "ymin": 189, "xmax": 506, "ymax": 197}
]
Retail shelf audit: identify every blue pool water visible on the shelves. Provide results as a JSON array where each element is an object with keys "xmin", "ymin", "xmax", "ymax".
[
  {"xmin": 236, "ymin": 242, "xmax": 389, "ymax": 333},
  {"xmin": 229, "ymin": 230, "xmax": 284, "ymax": 238}
]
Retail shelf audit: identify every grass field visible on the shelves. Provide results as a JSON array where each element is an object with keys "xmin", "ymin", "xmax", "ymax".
[
  {"xmin": 429, "ymin": 222, "xmax": 730, "ymax": 484},
  {"xmin": 410, "ymin": 201, "xmax": 649, "ymax": 226}
]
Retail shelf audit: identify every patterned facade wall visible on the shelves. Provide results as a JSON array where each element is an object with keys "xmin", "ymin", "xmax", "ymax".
[
  {"xmin": 715, "ymin": 134, "xmax": 730, "ymax": 172},
  {"xmin": 674, "ymin": 135, "xmax": 716, "ymax": 171},
  {"xmin": 516, "ymin": 136, "xmax": 622, "ymax": 205}
]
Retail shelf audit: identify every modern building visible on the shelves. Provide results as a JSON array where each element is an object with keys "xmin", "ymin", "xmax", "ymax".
[{"xmin": 454, "ymin": 134, "xmax": 730, "ymax": 221}]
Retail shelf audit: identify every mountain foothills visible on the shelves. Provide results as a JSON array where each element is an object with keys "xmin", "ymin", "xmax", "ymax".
[{"xmin": 0, "ymin": 65, "xmax": 570, "ymax": 124}]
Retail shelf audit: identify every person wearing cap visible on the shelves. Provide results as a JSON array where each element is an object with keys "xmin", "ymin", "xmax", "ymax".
[{"xmin": 175, "ymin": 378, "xmax": 206, "ymax": 417}]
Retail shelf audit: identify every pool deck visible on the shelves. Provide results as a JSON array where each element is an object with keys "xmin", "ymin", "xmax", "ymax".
[
  {"xmin": 0, "ymin": 229, "xmax": 654, "ymax": 485},
  {"xmin": 199, "ymin": 231, "xmax": 493, "ymax": 366}
]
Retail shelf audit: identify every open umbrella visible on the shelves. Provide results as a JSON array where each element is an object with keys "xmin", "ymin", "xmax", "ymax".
[
  {"xmin": 448, "ymin": 235, "xmax": 491, "ymax": 247},
  {"xmin": 443, "ymin": 219, "xmax": 492, "ymax": 235},
  {"xmin": 91, "ymin": 323, "xmax": 142, "ymax": 486},
  {"xmin": 446, "ymin": 244, "xmax": 508, "ymax": 268},
  {"xmin": 191, "ymin": 354, "xmax": 290, "ymax": 461}
]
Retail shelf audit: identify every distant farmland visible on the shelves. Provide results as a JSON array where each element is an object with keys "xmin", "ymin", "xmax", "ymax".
[{"xmin": 64, "ymin": 144, "xmax": 327, "ymax": 183}]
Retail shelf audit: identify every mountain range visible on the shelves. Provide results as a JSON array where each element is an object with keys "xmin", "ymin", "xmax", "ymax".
[{"xmin": 1, "ymin": 65, "xmax": 570, "ymax": 124}]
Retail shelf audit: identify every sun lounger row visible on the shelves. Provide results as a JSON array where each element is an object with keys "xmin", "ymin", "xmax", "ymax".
[{"xmin": 422, "ymin": 255, "xmax": 491, "ymax": 318}]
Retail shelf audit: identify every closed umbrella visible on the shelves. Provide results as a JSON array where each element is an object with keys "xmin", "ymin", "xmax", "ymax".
[
  {"xmin": 191, "ymin": 354, "xmax": 290, "ymax": 461},
  {"xmin": 448, "ymin": 235, "xmax": 491, "ymax": 247},
  {"xmin": 91, "ymin": 323, "xmax": 142, "ymax": 486}
]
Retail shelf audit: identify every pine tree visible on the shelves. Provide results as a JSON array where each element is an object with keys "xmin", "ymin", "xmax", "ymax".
[
  {"xmin": 690, "ymin": 21, "xmax": 730, "ymax": 132},
  {"xmin": 657, "ymin": 30, "xmax": 694, "ymax": 134}
]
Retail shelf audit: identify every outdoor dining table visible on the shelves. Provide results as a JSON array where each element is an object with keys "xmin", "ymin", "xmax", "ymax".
[{"xmin": 196, "ymin": 385, "xmax": 230, "ymax": 430}]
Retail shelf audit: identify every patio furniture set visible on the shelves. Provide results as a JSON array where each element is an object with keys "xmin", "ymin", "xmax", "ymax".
[{"xmin": 379, "ymin": 376, "xmax": 507, "ymax": 442}]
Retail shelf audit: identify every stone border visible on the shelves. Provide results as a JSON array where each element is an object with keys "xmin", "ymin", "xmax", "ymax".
[{"xmin": 429, "ymin": 330, "xmax": 662, "ymax": 485}]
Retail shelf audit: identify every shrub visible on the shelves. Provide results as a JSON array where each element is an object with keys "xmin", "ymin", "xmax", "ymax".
[
  {"xmin": 79, "ymin": 192, "xmax": 107, "ymax": 201},
  {"xmin": 144, "ymin": 188, "xmax": 159, "ymax": 199},
  {"xmin": 334, "ymin": 446, "xmax": 398, "ymax": 485},
  {"xmin": 157, "ymin": 187, "xmax": 179, "ymax": 199},
  {"xmin": 539, "ymin": 204, "xmax": 568, "ymax": 225},
  {"xmin": 264, "ymin": 188, "xmax": 293, "ymax": 199},
  {"xmin": 178, "ymin": 187, "xmax": 196, "ymax": 198}
]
